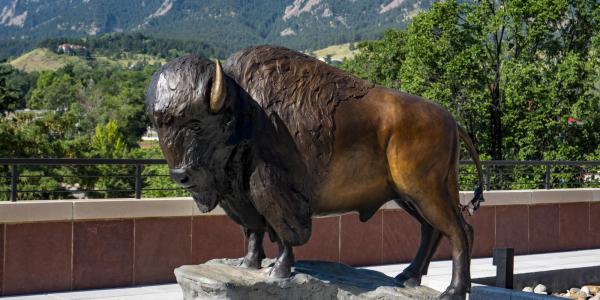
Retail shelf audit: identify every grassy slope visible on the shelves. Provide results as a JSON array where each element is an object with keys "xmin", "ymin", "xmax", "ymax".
[
  {"xmin": 94, "ymin": 53, "xmax": 166, "ymax": 68},
  {"xmin": 10, "ymin": 45, "xmax": 353, "ymax": 74},
  {"xmin": 310, "ymin": 43, "xmax": 357, "ymax": 61},
  {"xmin": 9, "ymin": 48, "xmax": 86, "ymax": 72},
  {"xmin": 9, "ymin": 48, "xmax": 167, "ymax": 73}
]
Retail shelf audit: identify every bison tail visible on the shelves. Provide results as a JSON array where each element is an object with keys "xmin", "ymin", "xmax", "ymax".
[{"xmin": 457, "ymin": 125, "xmax": 485, "ymax": 215}]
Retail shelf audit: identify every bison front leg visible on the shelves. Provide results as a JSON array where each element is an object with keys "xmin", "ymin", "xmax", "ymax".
[
  {"xmin": 248, "ymin": 162, "xmax": 312, "ymax": 278},
  {"xmin": 241, "ymin": 228, "xmax": 266, "ymax": 269},
  {"xmin": 268, "ymin": 241, "xmax": 295, "ymax": 278}
]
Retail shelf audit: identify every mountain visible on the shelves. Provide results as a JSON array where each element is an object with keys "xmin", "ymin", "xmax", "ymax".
[{"xmin": 0, "ymin": 0, "xmax": 434, "ymax": 59}]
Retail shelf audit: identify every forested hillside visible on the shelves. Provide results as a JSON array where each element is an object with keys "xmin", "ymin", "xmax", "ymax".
[
  {"xmin": 39, "ymin": 33, "xmax": 218, "ymax": 59},
  {"xmin": 0, "ymin": 0, "xmax": 433, "ymax": 60}
]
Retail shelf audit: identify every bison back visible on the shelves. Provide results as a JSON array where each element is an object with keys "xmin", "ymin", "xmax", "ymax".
[{"xmin": 224, "ymin": 45, "xmax": 374, "ymax": 177}]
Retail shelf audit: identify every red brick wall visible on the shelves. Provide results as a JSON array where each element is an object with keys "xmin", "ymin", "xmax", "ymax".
[{"xmin": 1, "ymin": 202, "xmax": 599, "ymax": 296}]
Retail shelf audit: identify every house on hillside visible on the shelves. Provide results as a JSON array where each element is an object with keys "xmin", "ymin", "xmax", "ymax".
[{"xmin": 56, "ymin": 43, "xmax": 87, "ymax": 55}]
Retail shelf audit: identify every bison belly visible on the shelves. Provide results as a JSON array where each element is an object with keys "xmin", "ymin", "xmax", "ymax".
[
  {"xmin": 312, "ymin": 87, "xmax": 458, "ymax": 220},
  {"xmin": 313, "ymin": 95, "xmax": 395, "ymax": 218}
]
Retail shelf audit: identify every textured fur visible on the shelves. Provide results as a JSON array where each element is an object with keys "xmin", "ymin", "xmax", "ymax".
[{"xmin": 225, "ymin": 46, "xmax": 374, "ymax": 178}]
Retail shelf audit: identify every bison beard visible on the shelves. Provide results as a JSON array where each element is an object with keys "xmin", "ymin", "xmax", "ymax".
[{"xmin": 147, "ymin": 45, "xmax": 484, "ymax": 300}]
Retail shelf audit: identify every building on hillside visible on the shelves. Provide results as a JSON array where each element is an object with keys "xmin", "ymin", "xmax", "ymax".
[
  {"xmin": 141, "ymin": 127, "xmax": 159, "ymax": 141},
  {"xmin": 56, "ymin": 43, "xmax": 87, "ymax": 55},
  {"xmin": 139, "ymin": 127, "xmax": 159, "ymax": 149}
]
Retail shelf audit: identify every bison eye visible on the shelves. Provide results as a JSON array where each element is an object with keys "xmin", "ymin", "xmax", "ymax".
[{"xmin": 187, "ymin": 120, "xmax": 203, "ymax": 130}]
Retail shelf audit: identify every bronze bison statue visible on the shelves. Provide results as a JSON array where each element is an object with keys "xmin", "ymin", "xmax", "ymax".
[{"xmin": 146, "ymin": 45, "xmax": 484, "ymax": 300}]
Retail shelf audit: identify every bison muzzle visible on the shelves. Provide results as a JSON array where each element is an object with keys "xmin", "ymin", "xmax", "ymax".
[{"xmin": 146, "ymin": 46, "xmax": 484, "ymax": 300}]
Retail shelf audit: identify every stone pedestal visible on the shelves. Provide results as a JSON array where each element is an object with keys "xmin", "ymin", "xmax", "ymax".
[{"xmin": 175, "ymin": 258, "xmax": 439, "ymax": 300}]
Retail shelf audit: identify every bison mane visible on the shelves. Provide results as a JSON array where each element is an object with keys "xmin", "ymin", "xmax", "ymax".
[{"xmin": 224, "ymin": 46, "xmax": 374, "ymax": 177}]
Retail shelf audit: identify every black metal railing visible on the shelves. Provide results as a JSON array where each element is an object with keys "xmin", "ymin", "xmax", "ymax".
[
  {"xmin": 0, "ymin": 158, "xmax": 185, "ymax": 201},
  {"xmin": 0, "ymin": 158, "xmax": 599, "ymax": 201},
  {"xmin": 459, "ymin": 160, "xmax": 600, "ymax": 191}
]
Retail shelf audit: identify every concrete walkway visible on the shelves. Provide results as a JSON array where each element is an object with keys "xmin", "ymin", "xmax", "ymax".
[
  {"xmin": 1, "ymin": 285, "xmax": 183, "ymax": 300},
  {"xmin": 364, "ymin": 249, "xmax": 600, "ymax": 292},
  {"xmin": 5, "ymin": 249, "xmax": 600, "ymax": 300}
]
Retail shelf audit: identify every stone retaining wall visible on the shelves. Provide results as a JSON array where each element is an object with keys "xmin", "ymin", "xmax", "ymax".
[{"xmin": 1, "ymin": 189, "xmax": 599, "ymax": 296}]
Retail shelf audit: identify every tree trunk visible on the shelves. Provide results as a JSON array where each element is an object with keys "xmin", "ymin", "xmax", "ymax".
[
  {"xmin": 489, "ymin": 25, "xmax": 505, "ymax": 161},
  {"xmin": 489, "ymin": 73, "xmax": 502, "ymax": 160}
]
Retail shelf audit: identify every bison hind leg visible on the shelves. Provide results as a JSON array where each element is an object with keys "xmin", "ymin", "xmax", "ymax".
[
  {"xmin": 359, "ymin": 207, "xmax": 379, "ymax": 222},
  {"xmin": 394, "ymin": 200, "xmax": 442, "ymax": 287},
  {"xmin": 410, "ymin": 195, "xmax": 471, "ymax": 300}
]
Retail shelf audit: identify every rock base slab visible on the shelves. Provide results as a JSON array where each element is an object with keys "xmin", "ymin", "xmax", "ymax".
[{"xmin": 175, "ymin": 258, "xmax": 439, "ymax": 300}]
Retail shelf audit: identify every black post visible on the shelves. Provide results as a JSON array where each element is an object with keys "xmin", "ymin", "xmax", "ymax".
[
  {"xmin": 10, "ymin": 164, "xmax": 18, "ymax": 202},
  {"xmin": 485, "ymin": 163, "xmax": 491, "ymax": 191},
  {"xmin": 545, "ymin": 162, "xmax": 551, "ymax": 189},
  {"xmin": 135, "ymin": 164, "xmax": 142, "ymax": 199},
  {"xmin": 493, "ymin": 248, "xmax": 514, "ymax": 289}
]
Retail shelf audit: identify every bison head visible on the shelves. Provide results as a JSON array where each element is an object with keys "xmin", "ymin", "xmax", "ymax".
[{"xmin": 146, "ymin": 55, "xmax": 238, "ymax": 212}]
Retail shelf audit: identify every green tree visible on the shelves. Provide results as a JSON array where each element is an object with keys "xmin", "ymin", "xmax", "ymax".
[
  {"xmin": 0, "ymin": 67, "xmax": 20, "ymax": 111},
  {"xmin": 0, "ymin": 110, "xmax": 89, "ymax": 200},
  {"xmin": 90, "ymin": 120, "xmax": 127, "ymax": 158},
  {"xmin": 28, "ymin": 71, "xmax": 78, "ymax": 111},
  {"xmin": 343, "ymin": 0, "xmax": 600, "ymax": 164},
  {"xmin": 85, "ymin": 120, "xmax": 133, "ymax": 198},
  {"xmin": 341, "ymin": 30, "xmax": 407, "ymax": 89},
  {"xmin": 0, "ymin": 64, "xmax": 35, "ymax": 111}
]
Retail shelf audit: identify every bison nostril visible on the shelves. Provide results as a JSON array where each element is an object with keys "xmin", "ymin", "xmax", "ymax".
[
  {"xmin": 180, "ymin": 176, "xmax": 189, "ymax": 185},
  {"xmin": 170, "ymin": 168, "xmax": 192, "ymax": 187}
]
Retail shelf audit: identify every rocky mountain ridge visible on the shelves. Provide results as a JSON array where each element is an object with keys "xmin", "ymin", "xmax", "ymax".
[{"xmin": 0, "ymin": 0, "xmax": 434, "ymax": 59}]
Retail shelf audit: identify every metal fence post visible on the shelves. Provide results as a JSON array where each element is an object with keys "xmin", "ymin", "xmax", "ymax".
[
  {"xmin": 545, "ymin": 162, "xmax": 551, "ymax": 189},
  {"xmin": 493, "ymin": 248, "xmax": 514, "ymax": 289},
  {"xmin": 10, "ymin": 164, "xmax": 18, "ymax": 202},
  {"xmin": 485, "ymin": 163, "xmax": 491, "ymax": 191},
  {"xmin": 135, "ymin": 164, "xmax": 142, "ymax": 199}
]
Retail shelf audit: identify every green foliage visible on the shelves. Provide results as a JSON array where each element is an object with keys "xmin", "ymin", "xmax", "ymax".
[
  {"xmin": 342, "ymin": 0, "xmax": 600, "ymax": 189},
  {"xmin": 25, "ymin": 60, "xmax": 157, "ymax": 147},
  {"xmin": 0, "ymin": 110, "xmax": 90, "ymax": 200},
  {"xmin": 29, "ymin": 71, "xmax": 78, "ymax": 111},
  {"xmin": 3, "ymin": 1, "xmax": 600, "ymax": 199},
  {"xmin": 131, "ymin": 146, "xmax": 188, "ymax": 198},
  {"xmin": 341, "ymin": 30, "xmax": 407, "ymax": 89},
  {"xmin": 90, "ymin": 121, "xmax": 128, "ymax": 158},
  {"xmin": 0, "ymin": 38, "xmax": 37, "ymax": 61},
  {"xmin": 0, "ymin": 111, "xmax": 88, "ymax": 158},
  {"xmin": 85, "ymin": 121, "xmax": 133, "ymax": 198},
  {"xmin": 0, "ymin": 70, "xmax": 20, "ymax": 112},
  {"xmin": 343, "ymin": 0, "xmax": 600, "ymax": 162},
  {"xmin": 0, "ymin": 55, "xmax": 167, "ymax": 200},
  {"xmin": 0, "ymin": 64, "xmax": 35, "ymax": 111}
]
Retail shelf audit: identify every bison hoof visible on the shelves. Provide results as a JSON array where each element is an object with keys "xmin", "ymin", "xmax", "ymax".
[
  {"xmin": 396, "ymin": 276, "xmax": 421, "ymax": 288},
  {"xmin": 267, "ymin": 261, "xmax": 292, "ymax": 278},
  {"xmin": 241, "ymin": 256, "xmax": 262, "ymax": 269},
  {"xmin": 395, "ymin": 270, "xmax": 421, "ymax": 288},
  {"xmin": 438, "ymin": 288, "xmax": 466, "ymax": 300}
]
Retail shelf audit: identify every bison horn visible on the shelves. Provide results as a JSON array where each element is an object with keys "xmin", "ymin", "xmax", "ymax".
[{"xmin": 210, "ymin": 59, "xmax": 227, "ymax": 113}]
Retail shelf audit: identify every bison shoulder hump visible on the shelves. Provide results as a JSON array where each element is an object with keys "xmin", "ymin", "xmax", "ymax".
[{"xmin": 224, "ymin": 45, "xmax": 374, "ymax": 176}]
